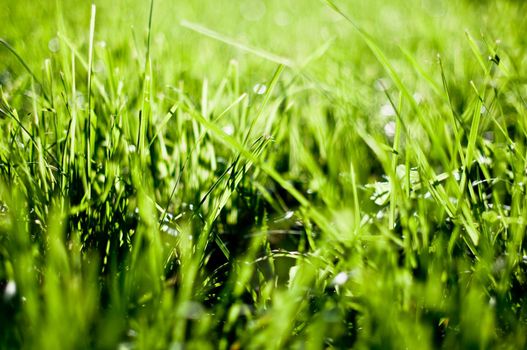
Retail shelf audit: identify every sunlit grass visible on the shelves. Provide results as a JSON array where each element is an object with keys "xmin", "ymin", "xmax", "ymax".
[{"xmin": 1, "ymin": 0, "xmax": 527, "ymax": 348}]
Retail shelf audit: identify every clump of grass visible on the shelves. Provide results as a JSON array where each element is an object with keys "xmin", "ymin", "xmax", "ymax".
[{"xmin": 1, "ymin": 0, "xmax": 527, "ymax": 348}]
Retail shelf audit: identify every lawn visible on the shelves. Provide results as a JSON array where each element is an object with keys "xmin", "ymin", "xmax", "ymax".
[{"xmin": 1, "ymin": 0, "xmax": 527, "ymax": 348}]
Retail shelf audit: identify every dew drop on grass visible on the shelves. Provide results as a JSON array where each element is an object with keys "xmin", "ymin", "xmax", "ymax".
[
  {"xmin": 76, "ymin": 92, "xmax": 85, "ymax": 108},
  {"xmin": 161, "ymin": 224, "xmax": 179, "ymax": 237},
  {"xmin": 413, "ymin": 92, "xmax": 424, "ymax": 104},
  {"xmin": 253, "ymin": 83, "xmax": 267, "ymax": 95},
  {"xmin": 332, "ymin": 272, "xmax": 348, "ymax": 286},
  {"xmin": 384, "ymin": 121, "xmax": 396, "ymax": 138},
  {"xmin": 48, "ymin": 37, "xmax": 60, "ymax": 53},
  {"xmin": 273, "ymin": 210, "xmax": 294, "ymax": 223},
  {"xmin": 484, "ymin": 131, "xmax": 494, "ymax": 142},
  {"xmin": 94, "ymin": 59, "xmax": 105, "ymax": 73},
  {"xmin": 288, "ymin": 265, "xmax": 299, "ymax": 285},
  {"xmin": 489, "ymin": 297, "xmax": 496, "ymax": 307},
  {"xmin": 477, "ymin": 155, "xmax": 492, "ymax": 165},
  {"xmin": 380, "ymin": 103, "xmax": 396, "ymax": 117},
  {"xmin": 0, "ymin": 70, "xmax": 12, "ymax": 87},
  {"xmin": 118, "ymin": 342, "xmax": 133, "ymax": 350},
  {"xmin": 222, "ymin": 124, "xmax": 235, "ymax": 136},
  {"xmin": 3, "ymin": 280, "xmax": 16, "ymax": 301}
]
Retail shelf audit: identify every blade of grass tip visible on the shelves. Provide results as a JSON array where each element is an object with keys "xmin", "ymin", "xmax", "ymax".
[
  {"xmin": 31, "ymin": 78, "xmax": 51, "ymax": 196},
  {"xmin": 139, "ymin": 76, "xmax": 152, "ymax": 162},
  {"xmin": 461, "ymin": 203, "xmax": 480, "ymax": 249},
  {"xmin": 284, "ymin": 38, "xmax": 335, "ymax": 97},
  {"xmin": 31, "ymin": 75, "xmax": 52, "ymax": 197},
  {"xmin": 389, "ymin": 93, "xmax": 404, "ymax": 231},
  {"xmin": 57, "ymin": 33, "xmax": 110, "ymax": 104},
  {"xmin": 465, "ymin": 30, "xmax": 489, "ymax": 75},
  {"xmin": 437, "ymin": 54, "xmax": 465, "ymax": 131},
  {"xmin": 69, "ymin": 50, "xmax": 77, "ymax": 175},
  {"xmin": 214, "ymin": 93, "xmax": 247, "ymax": 122},
  {"xmin": 180, "ymin": 20, "xmax": 294, "ymax": 67},
  {"xmin": 243, "ymin": 64, "xmax": 284, "ymax": 145},
  {"xmin": 58, "ymin": 72, "xmax": 72, "ymax": 198},
  {"xmin": 483, "ymin": 37, "xmax": 510, "ymax": 77},
  {"xmin": 300, "ymin": 37, "xmax": 335, "ymax": 69},
  {"xmin": 465, "ymin": 81, "xmax": 483, "ymax": 169},
  {"xmin": 86, "ymin": 3, "xmax": 96, "ymax": 204},
  {"xmin": 437, "ymin": 56, "xmax": 473, "ymax": 175},
  {"xmin": 321, "ymin": 0, "xmax": 357, "ymax": 28},
  {"xmin": 0, "ymin": 39, "xmax": 50, "ymax": 103},
  {"xmin": 148, "ymin": 103, "xmax": 179, "ymax": 148},
  {"xmin": 399, "ymin": 46, "xmax": 442, "ymax": 96},
  {"xmin": 145, "ymin": 0, "xmax": 154, "ymax": 68},
  {"xmin": 139, "ymin": 0, "xmax": 155, "ymax": 164},
  {"xmin": 349, "ymin": 160, "xmax": 361, "ymax": 235}
]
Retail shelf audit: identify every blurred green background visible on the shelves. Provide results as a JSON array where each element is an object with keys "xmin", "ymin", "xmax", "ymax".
[{"xmin": 2, "ymin": 0, "xmax": 524, "ymax": 90}]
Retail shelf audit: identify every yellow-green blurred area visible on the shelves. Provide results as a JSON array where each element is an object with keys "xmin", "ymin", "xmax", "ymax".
[{"xmin": 2, "ymin": 0, "xmax": 526, "ymax": 91}]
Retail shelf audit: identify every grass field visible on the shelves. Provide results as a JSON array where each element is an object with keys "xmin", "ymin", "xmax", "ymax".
[{"xmin": 1, "ymin": 0, "xmax": 527, "ymax": 348}]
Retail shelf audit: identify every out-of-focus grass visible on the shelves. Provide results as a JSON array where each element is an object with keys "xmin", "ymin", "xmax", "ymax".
[{"xmin": 1, "ymin": 0, "xmax": 527, "ymax": 348}]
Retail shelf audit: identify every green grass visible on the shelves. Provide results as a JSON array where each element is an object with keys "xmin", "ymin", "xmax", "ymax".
[{"xmin": 1, "ymin": 0, "xmax": 527, "ymax": 348}]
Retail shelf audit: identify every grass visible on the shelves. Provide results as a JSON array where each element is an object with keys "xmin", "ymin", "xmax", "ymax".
[{"xmin": 1, "ymin": 0, "xmax": 527, "ymax": 348}]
